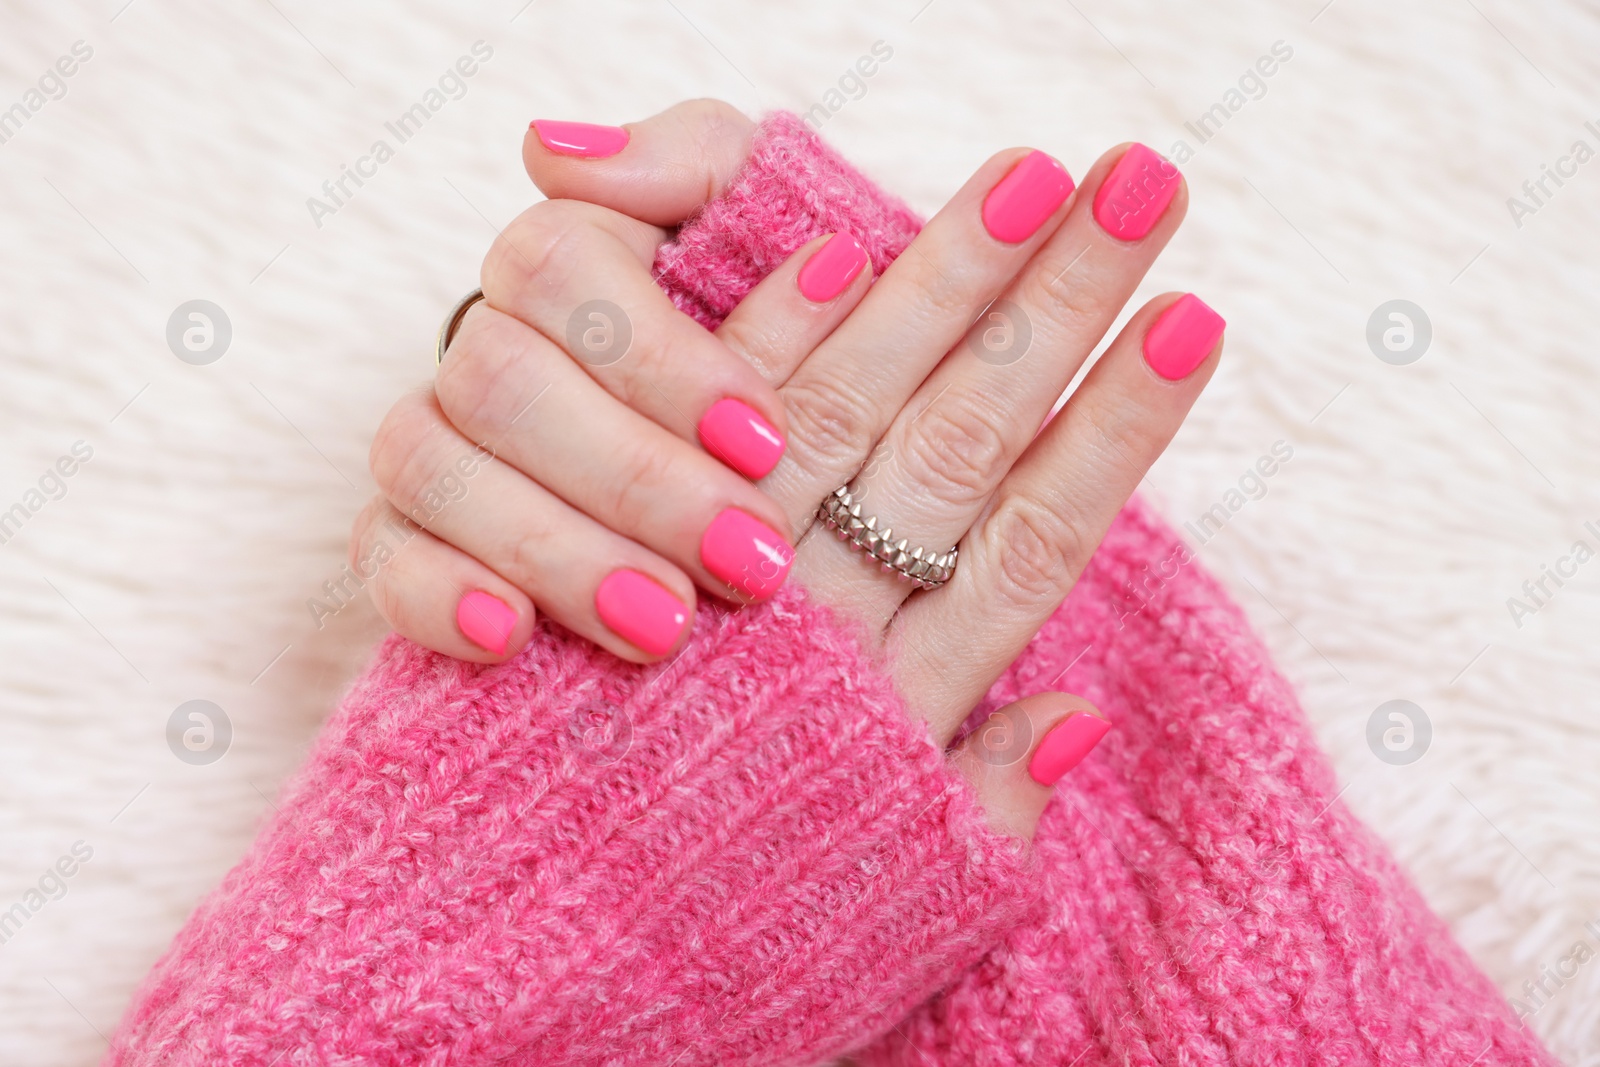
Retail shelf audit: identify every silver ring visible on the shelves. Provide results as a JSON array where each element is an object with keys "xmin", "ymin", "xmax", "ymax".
[
  {"xmin": 818, "ymin": 485, "xmax": 958, "ymax": 590},
  {"xmin": 435, "ymin": 288, "xmax": 485, "ymax": 365}
]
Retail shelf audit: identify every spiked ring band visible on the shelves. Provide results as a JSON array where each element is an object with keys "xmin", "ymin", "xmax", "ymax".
[{"xmin": 818, "ymin": 485, "xmax": 958, "ymax": 590}]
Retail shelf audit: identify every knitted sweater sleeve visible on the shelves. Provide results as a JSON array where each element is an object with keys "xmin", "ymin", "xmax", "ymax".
[
  {"xmin": 646, "ymin": 117, "xmax": 1555, "ymax": 1067},
  {"xmin": 103, "ymin": 115, "xmax": 1031, "ymax": 1067},
  {"xmin": 656, "ymin": 113, "xmax": 1562, "ymax": 1067},
  {"xmin": 856, "ymin": 498, "xmax": 1562, "ymax": 1067}
]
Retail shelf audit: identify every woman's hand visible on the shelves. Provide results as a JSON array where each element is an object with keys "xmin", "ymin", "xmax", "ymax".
[{"xmin": 356, "ymin": 100, "xmax": 1221, "ymax": 838}]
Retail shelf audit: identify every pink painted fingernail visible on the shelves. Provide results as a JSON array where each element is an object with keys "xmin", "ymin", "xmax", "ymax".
[
  {"xmin": 797, "ymin": 232, "xmax": 869, "ymax": 302},
  {"xmin": 1093, "ymin": 143, "xmax": 1182, "ymax": 242},
  {"xmin": 698, "ymin": 398, "xmax": 786, "ymax": 479},
  {"xmin": 1028, "ymin": 712, "xmax": 1112, "ymax": 786},
  {"xmin": 700, "ymin": 508, "xmax": 794, "ymax": 602},
  {"xmin": 595, "ymin": 570, "xmax": 691, "ymax": 657},
  {"xmin": 1143, "ymin": 294, "xmax": 1225, "ymax": 381},
  {"xmin": 530, "ymin": 119, "xmax": 630, "ymax": 158},
  {"xmin": 981, "ymin": 150, "xmax": 1075, "ymax": 244},
  {"xmin": 456, "ymin": 590, "xmax": 518, "ymax": 655}
]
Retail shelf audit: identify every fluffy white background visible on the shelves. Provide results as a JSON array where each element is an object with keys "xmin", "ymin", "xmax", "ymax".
[{"xmin": 1, "ymin": 1, "xmax": 1596, "ymax": 1063}]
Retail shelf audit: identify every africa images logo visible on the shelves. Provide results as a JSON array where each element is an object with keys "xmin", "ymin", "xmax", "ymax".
[{"xmin": 306, "ymin": 41, "xmax": 494, "ymax": 229}]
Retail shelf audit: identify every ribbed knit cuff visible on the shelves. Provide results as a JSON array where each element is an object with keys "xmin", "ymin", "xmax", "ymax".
[
  {"xmin": 105, "ymin": 587, "xmax": 1032, "ymax": 1067},
  {"xmin": 654, "ymin": 111, "xmax": 922, "ymax": 330},
  {"xmin": 857, "ymin": 498, "xmax": 1560, "ymax": 1067}
]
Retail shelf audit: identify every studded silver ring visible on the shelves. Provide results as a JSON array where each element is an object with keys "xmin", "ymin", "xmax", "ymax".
[{"xmin": 818, "ymin": 485, "xmax": 958, "ymax": 590}]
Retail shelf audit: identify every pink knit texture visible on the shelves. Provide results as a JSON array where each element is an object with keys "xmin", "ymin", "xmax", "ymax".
[
  {"xmin": 105, "ymin": 588, "xmax": 1034, "ymax": 1066},
  {"xmin": 652, "ymin": 114, "xmax": 921, "ymax": 329},
  {"xmin": 105, "ymin": 112, "xmax": 1559, "ymax": 1067},
  {"xmin": 652, "ymin": 113, "xmax": 1556, "ymax": 1067},
  {"xmin": 860, "ymin": 499, "xmax": 1559, "ymax": 1066}
]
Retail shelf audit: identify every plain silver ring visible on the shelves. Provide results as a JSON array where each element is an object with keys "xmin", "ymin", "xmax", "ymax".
[{"xmin": 435, "ymin": 288, "xmax": 484, "ymax": 365}]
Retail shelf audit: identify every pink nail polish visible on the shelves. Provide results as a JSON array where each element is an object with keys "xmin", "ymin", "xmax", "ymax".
[
  {"xmin": 698, "ymin": 398, "xmax": 786, "ymax": 479},
  {"xmin": 1028, "ymin": 712, "xmax": 1112, "ymax": 786},
  {"xmin": 456, "ymin": 590, "xmax": 517, "ymax": 655},
  {"xmin": 700, "ymin": 508, "xmax": 794, "ymax": 602},
  {"xmin": 1143, "ymin": 294, "xmax": 1225, "ymax": 381},
  {"xmin": 530, "ymin": 119, "xmax": 630, "ymax": 158},
  {"xmin": 595, "ymin": 570, "xmax": 691, "ymax": 657},
  {"xmin": 981, "ymin": 150, "xmax": 1075, "ymax": 244},
  {"xmin": 797, "ymin": 232, "xmax": 869, "ymax": 303},
  {"xmin": 1093, "ymin": 143, "xmax": 1182, "ymax": 242}
]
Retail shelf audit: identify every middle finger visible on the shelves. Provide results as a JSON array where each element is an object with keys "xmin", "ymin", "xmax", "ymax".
[{"xmin": 436, "ymin": 304, "xmax": 795, "ymax": 604}]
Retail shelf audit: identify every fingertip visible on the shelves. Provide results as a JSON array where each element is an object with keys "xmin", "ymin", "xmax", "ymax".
[
  {"xmin": 528, "ymin": 119, "xmax": 631, "ymax": 159},
  {"xmin": 594, "ymin": 567, "xmax": 696, "ymax": 661},
  {"xmin": 523, "ymin": 100, "xmax": 755, "ymax": 227},
  {"xmin": 1142, "ymin": 292, "xmax": 1226, "ymax": 383},
  {"xmin": 522, "ymin": 122, "xmax": 626, "ymax": 202},
  {"xmin": 1026, "ymin": 700, "xmax": 1112, "ymax": 786},
  {"xmin": 953, "ymin": 692, "xmax": 1108, "ymax": 840},
  {"xmin": 358, "ymin": 502, "xmax": 536, "ymax": 664},
  {"xmin": 796, "ymin": 231, "xmax": 871, "ymax": 304},
  {"xmin": 714, "ymin": 231, "xmax": 875, "ymax": 385},
  {"xmin": 697, "ymin": 396, "xmax": 787, "ymax": 480},
  {"xmin": 456, "ymin": 589, "xmax": 522, "ymax": 657}
]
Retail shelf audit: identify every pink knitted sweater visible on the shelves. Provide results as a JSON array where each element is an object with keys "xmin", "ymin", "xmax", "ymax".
[{"xmin": 106, "ymin": 115, "xmax": 1558, "ymax": 1067}]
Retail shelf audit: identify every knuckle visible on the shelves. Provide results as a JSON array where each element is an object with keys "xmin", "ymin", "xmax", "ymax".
[
  {"xmin": 674, "ymin": 99, "xmax": 755, "ymax": 185},
  {"xmin": 898, "ymin": 398, "xmax": 1012, "ymax": 505},
  {"xmin": 604, "ymin": 439, "xmax": 685, "ymax": 534},
  {"xmin": 369, "ymin": 398, "xmax": 455, "ymax": 519},
  {"xmin": 682, "ymin": 97, "xmax": 746, "ymax": 122},
  {"xmin": 605, "ymin": 328, "xmax": 686, "ymax": 416},
  {"xmin": 898, "ymin": 250, "xmax": 964, "ymax": 321},
  {"xmin": 1021, "ymin": 264, "xmax": 1102, "ymax": 333},
  {"xmin": 365, "ymin": 558, "xmax": 407, "ymax": 630},
  {"xmin": 433, "ymin": 317, "xmax": 521, "ymax": 439},
  {"xmin": 487, "ymin": 199, "xmax": 597, "ymax": 298},
  {"xmin": 712, "ymin": 315, "xmax": 770, "ymax": 376},
  {"xmin": 783, "ymin": 376, "xmax": 878, "ymax": 474},
  {"xmin": 680, "ymin": 97, "xmax": 749, "ymax": 136},
  {"xmin": 506, "ymin": 527, "xmax": 555, "ymax": 592},
  {"xmin": 984, "ymin": 495, "xmax": 1087, "ymax": 606},
  {"xmin": 347, "ymin": 495, "xmax": 388, "ymax": 572},
  {"xmin": 369, "ymin": 391, "xmax": 442, "ymax": 496},
  {"xmin": 1087, "ymin": 390, "xmax": 1168, "ymax": 464}
]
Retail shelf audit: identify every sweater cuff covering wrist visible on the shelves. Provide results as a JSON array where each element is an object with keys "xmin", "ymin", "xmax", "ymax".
[{"xmin": 108, "ymin": 582, "xmax": 1033, "ymax": 1066}]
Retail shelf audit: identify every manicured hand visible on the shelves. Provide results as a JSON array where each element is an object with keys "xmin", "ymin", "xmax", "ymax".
[
  {"xmin": 356, "ymin": 100, "xmax": 1221, "ymax": 838},
  {"xmin": 357, "ymin": 113, "xmax": 798, "ymax": 666}
]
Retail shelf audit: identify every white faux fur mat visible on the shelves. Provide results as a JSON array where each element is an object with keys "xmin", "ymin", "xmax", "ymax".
[{"xmin": 2, "ymin": 1, "xmax": 1598, "ymax": 1063}]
